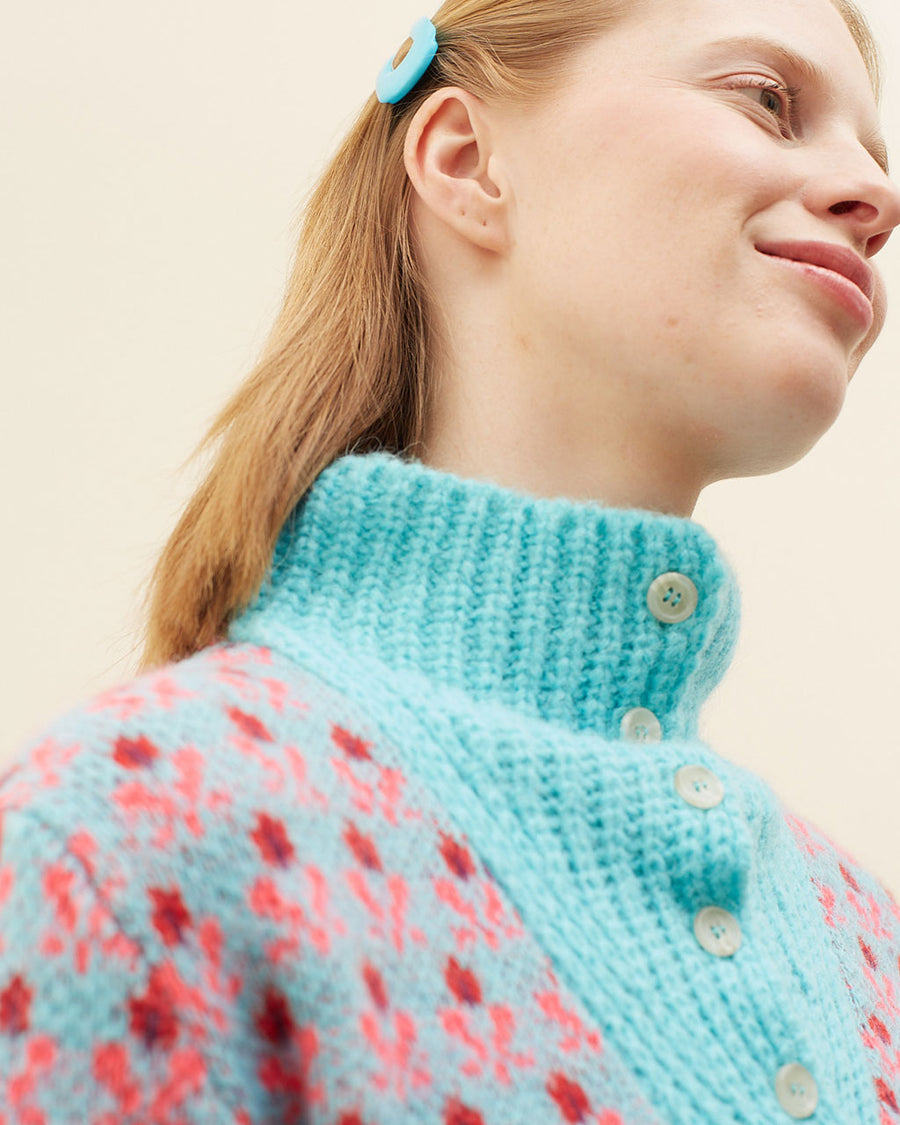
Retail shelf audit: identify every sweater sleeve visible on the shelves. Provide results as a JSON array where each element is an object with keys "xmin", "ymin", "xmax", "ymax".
[{"xmin": 0, "ymin": 806, "xmax": 239, "ymax": 1124}]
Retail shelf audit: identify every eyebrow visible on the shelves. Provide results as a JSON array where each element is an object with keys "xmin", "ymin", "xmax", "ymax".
[{"xmin": 699, "ymin": 35, "xmax": 890, "ymax": 176}]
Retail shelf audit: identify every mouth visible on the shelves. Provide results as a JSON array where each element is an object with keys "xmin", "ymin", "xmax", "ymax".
[
  {"xmin": 755, "ymin": 240, "xmax": 874, "ymax": 332},
  {"xmin": 755, "ymin": 239, "xmax": 874, "ymax": 302}
]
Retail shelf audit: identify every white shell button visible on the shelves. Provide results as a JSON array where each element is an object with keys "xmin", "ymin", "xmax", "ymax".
[
  {"xmin": 693, "ymin": 906, "xmax": 742, "ymax": 957},
  {"xmin": 620, "ymin": 708, "xmax": 662, "ymax": 744},
  {"xmin": 774, "ymin": 1062, "xmax": 819, "ymax": 1118},
  {"xmin": 674, "ymin": 765, "xmax": 725, "ymax": 809},
  {"xmin": 647, "ymin": 572, "xmax": 699, "ymax": 624}
]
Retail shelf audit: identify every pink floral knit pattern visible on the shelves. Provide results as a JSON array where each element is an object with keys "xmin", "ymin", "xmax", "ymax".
[
  {"xmin": 0, "ymin": 643, "xmax": 662, "ymax": 1125},
  {"xmin": 786, "ymin": 813, "xmax": 900, "ymax": 1123}
]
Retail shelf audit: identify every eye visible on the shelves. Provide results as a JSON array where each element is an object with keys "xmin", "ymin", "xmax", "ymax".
[{"xmin": 722, "ymin": 76, "xmax": 800, "ymax": 136}]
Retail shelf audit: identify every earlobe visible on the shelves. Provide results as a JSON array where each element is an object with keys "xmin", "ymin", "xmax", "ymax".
[{"xmin": 403, "ymin": 88, "xmax": 510, "ymax": 255}]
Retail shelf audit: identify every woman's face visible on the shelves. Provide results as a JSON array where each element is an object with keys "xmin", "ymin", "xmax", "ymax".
[{"xmin": 479, "ymin": 0, "xmax": 900, "ymax": 490}]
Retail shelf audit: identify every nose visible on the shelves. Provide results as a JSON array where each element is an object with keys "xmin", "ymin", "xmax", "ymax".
[{"xmin": 803, "ymin": 153, "xmax": 900, "ymax": 257}]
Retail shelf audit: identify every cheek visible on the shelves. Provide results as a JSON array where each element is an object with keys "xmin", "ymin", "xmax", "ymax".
[
  {"xmin": 517, "ymin": 98, "xmax": 773, "ymax": 319},
  {"xmin": 571, "ymin": 116, "xmax": 755, "ymax": 252}
]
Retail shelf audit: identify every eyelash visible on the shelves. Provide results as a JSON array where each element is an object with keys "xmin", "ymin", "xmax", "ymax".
[{"xmin": 723, "ymin": 76, "xmax": 801, "ymax": 135}]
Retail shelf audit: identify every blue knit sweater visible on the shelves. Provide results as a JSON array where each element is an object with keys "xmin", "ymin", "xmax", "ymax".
[{"xmin": 2, "ymin": 450, "xmax": 898, "ymax": 1124}]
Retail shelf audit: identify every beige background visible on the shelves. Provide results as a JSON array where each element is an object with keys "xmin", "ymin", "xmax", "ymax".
[{"xmin": 3, "ymin": 1, "xmax": 899, "ymax": 893}]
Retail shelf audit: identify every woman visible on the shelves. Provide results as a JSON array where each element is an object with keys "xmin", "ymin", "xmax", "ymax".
[{"xmin": 2, "ymin": 0, "xmax": 898, "ymax": 1120}]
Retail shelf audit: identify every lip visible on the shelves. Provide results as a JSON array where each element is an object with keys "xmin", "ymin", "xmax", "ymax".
[
  {"xmin": 755, "ymin": 239, "xmax": 874, "ymax": 331},
  {"xmin": 755, "ymin": 240, "xmax": 874, "ymax": 301}
]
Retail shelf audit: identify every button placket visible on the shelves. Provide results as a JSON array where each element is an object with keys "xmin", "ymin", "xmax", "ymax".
[
  {"xmin": 775, "ymin": 1063, "xmax": 819, "ymax": 1118},
  {"xmin": 620, "ymin": 571, "xmax": 699, "ymax": 745},
  {"xmin": 620, "ymin": 707, "xmax": 662, "ymax": 744},
  {"xmin": 644, "ymin": 567, "xmax": 819, "ymax": 1118},
  {"xmin": 693, "ymin": 905, "xmax": 742, "ymax": 957},
  {"xmin": 674, "ymin": 765, "xmax": 725, "ymax": 810},
  {"xmin": 646, "ymin": 571, "xmax": 699, "ymax": 624}
]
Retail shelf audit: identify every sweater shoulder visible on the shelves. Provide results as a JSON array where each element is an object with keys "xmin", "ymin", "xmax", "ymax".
[
  {"xmin": 0, "ymin": 641, "xmax": 391, "ymax": 1119},
  {"xmin": 782, "ymin": 806, "xmax": 900, "ymax": 1047},
  {"xmin": 782, "ymin": 807, "xmax": 899, "ymax": 913},
  {"xmin": 1, "ymin": 641, "xmax": 393, "ymax": 882}
]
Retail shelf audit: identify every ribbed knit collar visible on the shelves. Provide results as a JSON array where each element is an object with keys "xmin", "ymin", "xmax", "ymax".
[{"xmin": 228, "ymin": 450, "xmax": 742, "ymax": 741}]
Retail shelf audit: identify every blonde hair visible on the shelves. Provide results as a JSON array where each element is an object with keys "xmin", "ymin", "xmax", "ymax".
[{"xmin": 134, "ymin": 0, "xmax": 884, "ymax": 674}]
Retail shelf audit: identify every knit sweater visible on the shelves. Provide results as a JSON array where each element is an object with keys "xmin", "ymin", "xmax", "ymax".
[{"xmin": 2, "ymin": 451, "xmax": 898, "ymax": 1125}]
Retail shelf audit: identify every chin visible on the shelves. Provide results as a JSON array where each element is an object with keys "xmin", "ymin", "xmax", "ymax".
[
  {"xmin": 714, "ymin": 412, "xmax": 839, "ymax": 480},
  {"xmin": 758, "ymin": 332, "xmax": 849, "ymax": 409},
  {"xmin": 707, "ymin": 352, "xmax": 848, "ymax": 475}
]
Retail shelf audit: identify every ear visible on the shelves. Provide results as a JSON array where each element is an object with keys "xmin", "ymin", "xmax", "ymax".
[{"xmin": 403, "ymin": 87, "xmax": 512, "ymax": 255}]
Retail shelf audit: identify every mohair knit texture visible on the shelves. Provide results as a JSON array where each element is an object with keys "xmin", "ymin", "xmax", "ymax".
[{"xmin": 1, "ymin": 450, "xmax": 898, "ymax": 1125}]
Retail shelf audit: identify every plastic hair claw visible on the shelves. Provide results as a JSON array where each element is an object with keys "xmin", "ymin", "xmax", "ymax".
[{"xmin": 376, "ymin": 17, "xmax": 439, "ymax": 104}]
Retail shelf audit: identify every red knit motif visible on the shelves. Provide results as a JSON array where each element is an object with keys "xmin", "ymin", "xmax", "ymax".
[
  {"xmin": 787, "ymin": 813, "xmax": 900, "ymax": 1120},
  {"xmin": 0, "ymin": 643, "xmax": 894, "ymax": 1123}
]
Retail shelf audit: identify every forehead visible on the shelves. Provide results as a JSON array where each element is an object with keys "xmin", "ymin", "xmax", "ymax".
[
  {"xmin": 679, "ymin": 0, "xmax": 870, "ymax": 79},
  {"xmin": 567, "ymin": 0, "xmax": 884, "ymax": 160},
  {"xmin": 612, "ymin": 0, "xmax": 875, "ymax": 92}
]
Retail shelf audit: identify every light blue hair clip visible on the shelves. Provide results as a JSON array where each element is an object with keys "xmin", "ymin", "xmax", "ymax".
[{"xmin": 376, "ymin": 17, "xmax": 439, "ymax": 104}]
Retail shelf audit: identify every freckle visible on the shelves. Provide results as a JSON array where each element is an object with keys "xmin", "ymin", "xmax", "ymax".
[{"xmin": 666, "ymin": 316, "xmax": 680, "ymax": 328}]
